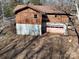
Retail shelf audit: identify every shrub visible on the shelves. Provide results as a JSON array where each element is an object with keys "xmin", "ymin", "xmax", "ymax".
[{"xmin": 3, "ymin": 4, "xmax": 14, "ymax": 17}]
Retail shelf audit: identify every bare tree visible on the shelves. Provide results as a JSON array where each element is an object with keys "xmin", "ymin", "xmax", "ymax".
[
  {"xmin": 0, "ymin": 0, "xmax": 5, "ymax": 22},
  {"xmin": 75, "ymin": 0, "xmax": 79, "ymax": 21}
]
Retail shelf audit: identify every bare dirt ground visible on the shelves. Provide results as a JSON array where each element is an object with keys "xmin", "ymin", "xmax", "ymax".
[{"xmin": 0, "ymin": 19, "xmax": 79, "ymax": 59}]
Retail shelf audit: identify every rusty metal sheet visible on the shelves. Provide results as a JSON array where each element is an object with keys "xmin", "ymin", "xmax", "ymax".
[
  {"xmin": 47, "ymin": 15, "xmax": 68, "ymax": 23},
  {"xmin": 15, "ymin": 9, "xmax": 42, "ymax": 24}
]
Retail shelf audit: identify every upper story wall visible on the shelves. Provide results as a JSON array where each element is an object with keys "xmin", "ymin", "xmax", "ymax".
[
  {"xmin": 15, "ymin": 8, "xmax": 42, "ymax": 24},
  {"xmin": 47, "ymin": 15, "xmax": 68, "ymax": 23}
]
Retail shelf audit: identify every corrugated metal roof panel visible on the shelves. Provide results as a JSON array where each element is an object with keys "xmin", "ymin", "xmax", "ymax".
[{"xmin": 14, "ymin": 4, "xmax": 66, "ymax": 14}]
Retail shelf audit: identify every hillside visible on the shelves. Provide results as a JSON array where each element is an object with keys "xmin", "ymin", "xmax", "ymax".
[{"xmin": 0, "ymin": 19, "xmax": 79, "ymax": 59}]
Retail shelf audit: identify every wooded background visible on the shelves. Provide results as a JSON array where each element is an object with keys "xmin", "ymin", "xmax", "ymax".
[{"xmin": 0, "ymin": 0, "xmax": 79, "ymax": 17}]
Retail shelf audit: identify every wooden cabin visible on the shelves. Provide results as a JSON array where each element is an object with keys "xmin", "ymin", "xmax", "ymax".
[{"xmin": 14, "ymin": 4, "xmax": 69, "ymax": 35}]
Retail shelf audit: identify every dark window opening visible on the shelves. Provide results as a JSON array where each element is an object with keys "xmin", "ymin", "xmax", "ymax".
[
  {"xmin": 46, "ymin": 26, "xmax": 64, "ymax": 28},
  {"xmin": 55, "ymin": 15, "xmax": 57, "ymax": 17},
  {"xmin": 34, "ymin": 14, "xmax": 37, "ymax": 18},
  {"xmin": 42, "ymin": 15, "xmax": 49, "ymax": 22},
  {"xmin": 42, "ymin": 15, "xmax": 49, "ymax": 34}
]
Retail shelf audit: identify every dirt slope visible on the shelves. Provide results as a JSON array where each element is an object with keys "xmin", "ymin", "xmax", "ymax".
[{"xmin": 0, "ymin": 20, "xmax": 79, "ymax": 59}]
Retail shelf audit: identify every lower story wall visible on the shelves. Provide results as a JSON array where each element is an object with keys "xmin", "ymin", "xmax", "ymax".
[
  {"xmin": 16, "ymin": 23, "xmax": 67, "ymax": 35},
  {"xmin": 46, "ymin": 22, "xmax": 67, "ymax": 35},
  {"xmin": 16, "ymin": 24, "xmax": 41, "ymax": 35}
]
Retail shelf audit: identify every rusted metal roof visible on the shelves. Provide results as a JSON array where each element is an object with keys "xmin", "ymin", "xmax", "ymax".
[
  {"xmin": 14, "ymin": 4, "xmax": 67, "ymax": 15},
  {"xmin": 13, "ymin": 5, "xmax": 27, "ymax": 12}
]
